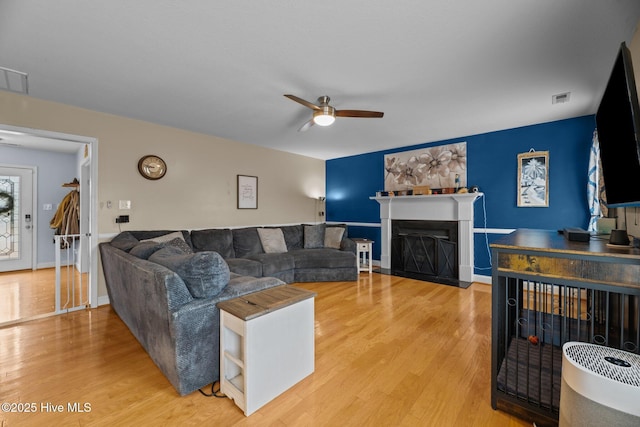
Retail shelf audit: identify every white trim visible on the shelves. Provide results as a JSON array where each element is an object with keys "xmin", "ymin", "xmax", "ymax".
[
  {"xmin": 330, "ymin": 222, "xmax": 515, "ymax": 236},
  {"xmin": 474, "ymin": 228, "xmax": 515, "ymax": 234},
  {"xmin": 37, "ymin": 261, "xmax": 56, "ymax": 269},
  {"xmin": 473, "ymin": 274, "xmax": 492, "ymax": 284},
  {"xmin": 326, "ymin": 221, "xmax": 381, "ymax": 228},
  {"xmin": 98, "ymin": 294, "xmax": 110, "ymax": 306}
]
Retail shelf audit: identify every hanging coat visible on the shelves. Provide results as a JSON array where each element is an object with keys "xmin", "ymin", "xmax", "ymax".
[{"xmin": 50, "ymin": 189, "xmax": 80, "ymax": 247}]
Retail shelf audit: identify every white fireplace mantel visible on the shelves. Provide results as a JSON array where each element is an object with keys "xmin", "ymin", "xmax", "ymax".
[{"xmin": 370, "ymin": 193, "xmax": 482, "ymax": 283}]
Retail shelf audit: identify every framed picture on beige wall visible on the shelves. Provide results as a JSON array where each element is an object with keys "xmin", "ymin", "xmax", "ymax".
[{"xmin": 237, "ymin": 175, "xmax": 258, "ymax": 209}]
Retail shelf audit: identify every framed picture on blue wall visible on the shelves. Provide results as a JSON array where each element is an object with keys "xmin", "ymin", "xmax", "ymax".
[{"xmin": 518, "ymin": 151, "xmax": 549, "ymax": 207}]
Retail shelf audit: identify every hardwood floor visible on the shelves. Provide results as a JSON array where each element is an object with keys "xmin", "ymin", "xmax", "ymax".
[
  {"xmin": 0, "ymin": 268, "xmax": 88, "ymax": 326},
  {"xmin": 0, "ymin": 273, "xmax": 530, "ymax": 426}
]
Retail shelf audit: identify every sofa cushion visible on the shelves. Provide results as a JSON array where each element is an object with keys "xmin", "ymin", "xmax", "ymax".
[
  {"xmin": 233, "ymin": 227, "xmax": 263, "ymax": 258},
  {"xmin": 247, "ymin": 252, "xmax": 295, "ymax": 276},
  {"xmin": 304, "ymin": 224, "xmax": 326, "ymax": 249},
  {"xmin": 279, "ymin": 224, "xmax": 303, "ymax": 250},
  {"xmin": 290, "ymin": 248, "xmax": 356, "ymax": 269},
  {"xmin": 129, "ymin": 241, "xmax": 164, "ymax": 259},
  {"xmin": 129, "ymin": 238, "xmax": 192, "ymax": 259},
  {"xmin": 224, "ymin": 258, "xmax": 263, "ymax": 277},
  {"xmin": 149, "ymin": 246, "xmax": 230, "ymax": 298},
  {"xmin": 190, "ymin": 228, "xmax": 235, "ymax": 258},
  {"xmin": 129, "ymin": 230, "xmax": 193, "ymax": 248},
  {"xmin": 257, "ymin": 228, "xmax": 287, "ymax": 253},
  {"xmin": 324, "ymin": 227, "xmax": 345, "ymax": 249},
  {"xmin": 218, "ymin": 274, "xmax": 286, "ymax": 300},
  {"xmin": 110, "ymin": 231, "xmax": 140, "ymax": 252}
]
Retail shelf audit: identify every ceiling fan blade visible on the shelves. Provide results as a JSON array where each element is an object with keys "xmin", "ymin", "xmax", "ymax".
[
  {"xmin": 335, "ymin": 109, "xmax": 384, "ymax": 118},
  {"xmin": 298, "ymin": 118, "xmax": 315, "ymax": 132},
  {"xmin": 284, "ymin": 94, "xmax": 321, "ymax": 110}
]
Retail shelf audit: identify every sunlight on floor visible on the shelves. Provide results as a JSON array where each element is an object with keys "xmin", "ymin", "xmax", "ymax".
[{"xmin": 0, "ymin": 268, "xmax": 88, "ymax": 325}]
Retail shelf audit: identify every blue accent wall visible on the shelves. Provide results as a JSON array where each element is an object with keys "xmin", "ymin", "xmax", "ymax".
[{"xmin": 326, "ymin": 115, "xmax": 596, "ymax": 275}]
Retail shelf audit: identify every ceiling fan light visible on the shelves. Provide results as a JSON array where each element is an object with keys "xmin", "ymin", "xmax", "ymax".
[{"xmin": 313, "ymin": 106, "xmax": 336, "ymax": 126}]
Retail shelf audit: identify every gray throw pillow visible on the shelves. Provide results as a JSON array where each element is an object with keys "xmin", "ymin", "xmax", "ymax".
[
  {"xmin": 129, "ymin": 241, "xmax": 164, "ymax": 259},
  {"xmin": 164, "ymin": 237, "xmax": 193, "ymax": 254},
  {"xmin": 304, "ymin": 224, "xmax": 326, "ymax": 249},
  {"xmin": 324, "ymin": 227, "xmax": 345, "ymax": 249},
  {"xmin": 257, "ymin": 228, "xmax": 288, "ymax": 253},
  {"xmin": 149, "ymin": 247, "xmax": 230, "ymax": 298},
  {"xmin": 190, "ymin": 228, "xmax": 235, "ymax": 258},
  {"xmin": 110, "ymin": 231, "xmax": 140, "ymax": 252}
]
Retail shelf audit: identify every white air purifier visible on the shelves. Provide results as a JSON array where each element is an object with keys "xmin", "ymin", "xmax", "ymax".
[{"xmin": 560, "ymin": 342, "xmax": 640, "ymax": 427}]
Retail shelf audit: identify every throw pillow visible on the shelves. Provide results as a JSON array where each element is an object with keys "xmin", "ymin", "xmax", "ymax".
[
  {"xmin": 110, "ymin": 231, "xmax": 140, "ymax": 252},
  {"xmin": 257, "ymin": 228, "xmax": 288, "ymax": 253},
  {"xmin": 164, "ymin": 237, "xmax": 193, "ymax": 254},
  {"xmin": 149, "ymin": 247, "xmax": 230, "ymax": 298},
  {"xmin": 140, "ymin": 231, "xmax": 186, "ymax": 244},
  {"xmin": 129, "ymin": 241, "xmax": 164, "ymax": 259},
  {"xmin": 324, "ymin": 227, "xmax": 345, "ymax": 249},
  {"xmin": 304, "ymin": 224, "xmax": 326, "ymax": 249},
  {"xmin": 232, "ymin": 227, "xmax": 263, "ymax": 258},
  {"xmin": 190, "ymin": 228, "xmax": 235, "ymax": 258},
  {"xmin": 279, "ymin": 225, "xmax": 303, "ymax": 250}
]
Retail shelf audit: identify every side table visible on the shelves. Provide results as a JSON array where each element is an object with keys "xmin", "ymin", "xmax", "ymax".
[
  {"xmin": 353, "ymin": 238, "xmax": 373, "ymax": 273},
  {"xmin": 217, "ymin": 285, "xmax": 316, "ymax": 416}
]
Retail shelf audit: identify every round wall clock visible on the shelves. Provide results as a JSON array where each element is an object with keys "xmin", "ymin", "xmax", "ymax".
[{"xmin": 137, "ymin": 155, "xmax": 167, "ymax": 180}]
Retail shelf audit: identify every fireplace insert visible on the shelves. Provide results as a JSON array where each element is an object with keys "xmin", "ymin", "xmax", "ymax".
[{"xmin": 390, "ymin": 220, "xmax": 462, "ymax": 286}]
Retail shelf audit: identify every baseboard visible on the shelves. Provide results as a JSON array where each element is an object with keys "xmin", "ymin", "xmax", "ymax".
[
  {"xmin": 36, "ymin": 261, "xmax": 56, "ymax": 269},
  {"xmin": 474, "ymin": 274, "xmax": 491, "ymax": 284},
  {"xmin": 97, "ymin": 295, "xmax": 110, "ymax": 306}
]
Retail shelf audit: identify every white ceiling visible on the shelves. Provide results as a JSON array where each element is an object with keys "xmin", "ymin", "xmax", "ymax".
[{"xmin": 1, "ymin": 1, "xmax": 640, "ymax": 160}]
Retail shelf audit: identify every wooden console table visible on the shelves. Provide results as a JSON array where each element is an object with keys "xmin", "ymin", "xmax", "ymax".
[
  {"xmin": 490, "ymin": 229, "xmax": 640, "ymax": 426},
  {"xmin": 218, "ymin": 285, "xmax": 316, "ymax": 416}
]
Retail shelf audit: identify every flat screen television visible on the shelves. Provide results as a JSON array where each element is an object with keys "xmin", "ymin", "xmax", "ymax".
[{"xmin": 595, "ymin": 41, "xmax": 640, "ymax": 208}]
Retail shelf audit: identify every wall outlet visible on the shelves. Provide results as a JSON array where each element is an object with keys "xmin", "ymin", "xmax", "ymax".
[
  {"xmin": 119, "ymin": 200, "xmax": 131, "ymax": 210},
  {"xmin": 115, "ymin": 215, "xmax": 130, "ymax": 224}
]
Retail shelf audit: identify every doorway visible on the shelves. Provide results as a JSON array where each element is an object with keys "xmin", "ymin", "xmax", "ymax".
[{"xmin": 0, "ymin": 125, "xmax": 98, "ymax": 325}]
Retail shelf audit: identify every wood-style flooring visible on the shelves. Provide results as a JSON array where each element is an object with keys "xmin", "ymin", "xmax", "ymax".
[
  {"xmin": 0, "ymin": 268, "xmax": 88, "ymax": 326},
  {"xmin": 0, "ymin": 272, "xmax": 530, "ymax": 426}
]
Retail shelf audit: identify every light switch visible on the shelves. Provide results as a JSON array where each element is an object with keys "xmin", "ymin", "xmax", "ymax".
[
  {"xmin": 43, "ymin": 204, "xmax": 53, "ymax": 211},
  {"xmin": 119, "ymin": 200, "xmax": 131, "ymax": 210}
]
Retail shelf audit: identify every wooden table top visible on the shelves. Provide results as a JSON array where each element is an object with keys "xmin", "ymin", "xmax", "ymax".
[
  {"xmin": 217, "ymin": 285, "xmax": 317, "ymax": 321},
  {"xmin": 491, "ymin": 228, "xmax": 640, "ymax": 261}
]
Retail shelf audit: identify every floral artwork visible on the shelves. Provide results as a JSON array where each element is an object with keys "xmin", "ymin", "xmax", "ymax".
[
  {"xmin": 384, "ymin": 142, "xmax": 467, "ymax": 191},
  {"xmin": 517, "ymin": 151, "xmax": 548, "ymax": 207}
]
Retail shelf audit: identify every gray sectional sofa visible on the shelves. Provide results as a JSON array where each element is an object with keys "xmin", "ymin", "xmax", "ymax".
[
  {"xmin": 189, "ymin": 223, "xmax": 357, "ymax": 283},
  {"xmin": 99, "ymin": 224, "xmax": 357, "ymax": 396}
]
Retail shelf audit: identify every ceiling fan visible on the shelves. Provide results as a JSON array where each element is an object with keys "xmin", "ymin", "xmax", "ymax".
[{"xmin": 284, "ymin": 94, "xmax": 384, "ymax": 131}]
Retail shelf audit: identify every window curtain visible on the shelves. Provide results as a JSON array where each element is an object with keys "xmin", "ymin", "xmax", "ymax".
[{"xmin": 587, "ymin": 130, "xmax": 608, "ymax": 232}]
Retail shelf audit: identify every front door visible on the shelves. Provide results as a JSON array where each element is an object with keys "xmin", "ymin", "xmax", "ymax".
[{"xmin": 0, "ymin": 166, "xmax": 34, "ymax": 272}]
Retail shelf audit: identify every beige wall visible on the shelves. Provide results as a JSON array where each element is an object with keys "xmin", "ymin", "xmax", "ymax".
[{"xmin": 0, "ymin": 91, "xmax": 325, "ymax": 297}]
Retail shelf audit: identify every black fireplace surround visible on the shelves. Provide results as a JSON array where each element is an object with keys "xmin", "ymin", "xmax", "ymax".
[{"xmin": 390, "ymin": 220, "xmax": 467, "ymax": 287}]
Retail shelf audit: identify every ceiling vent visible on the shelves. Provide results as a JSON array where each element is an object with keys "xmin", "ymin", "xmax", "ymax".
[
  {"xmin": 552, "ymin": 92, "xmax": 571, "ymax": 104},
  {"xmin": 0, "ymin": 66, "xmax": 29, "ymax": 94}
]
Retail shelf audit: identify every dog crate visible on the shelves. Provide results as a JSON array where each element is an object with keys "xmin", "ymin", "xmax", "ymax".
[{"xmin": 491, "ymin": 230, "xmax": 640, "ymax": 427}]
